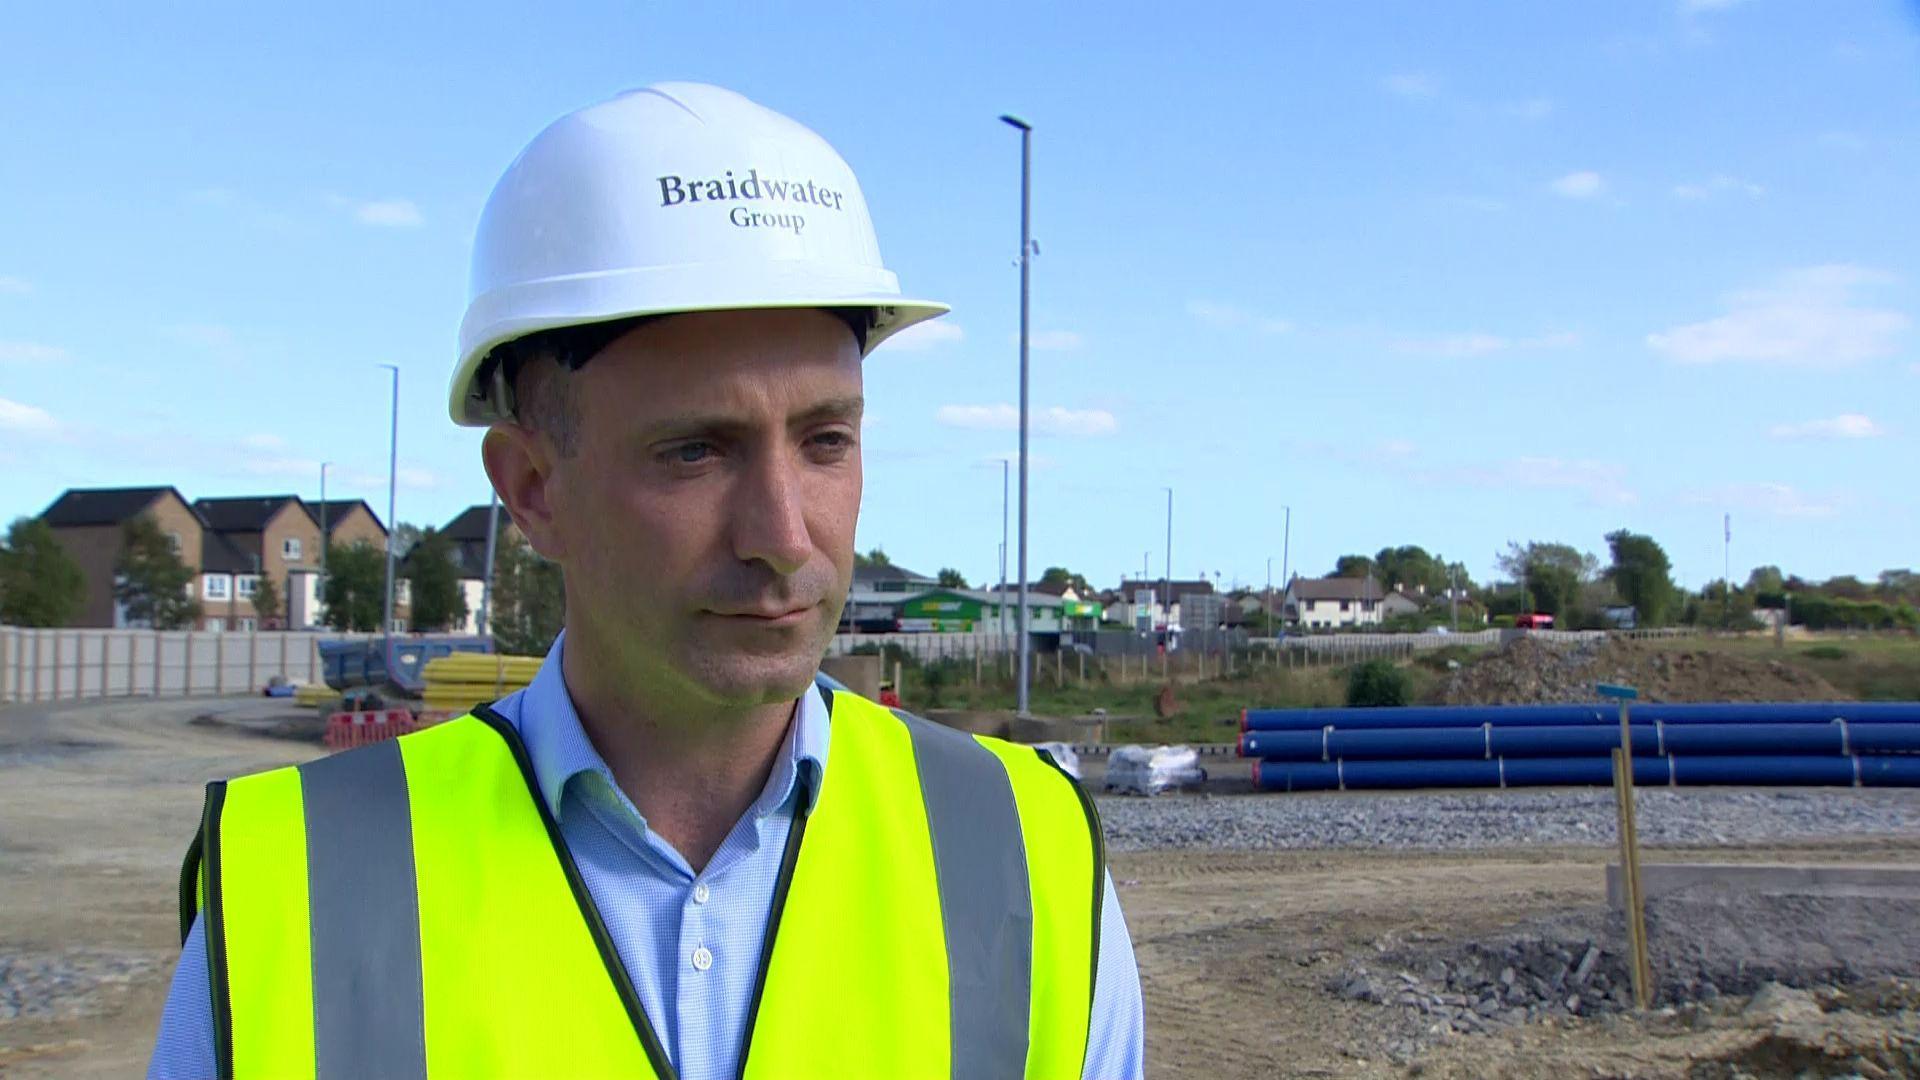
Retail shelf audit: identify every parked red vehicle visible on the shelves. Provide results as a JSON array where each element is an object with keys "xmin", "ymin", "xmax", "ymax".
[{"xmin": 1514, "ymin": 613, "xmax": 1555, "ymax": 629}]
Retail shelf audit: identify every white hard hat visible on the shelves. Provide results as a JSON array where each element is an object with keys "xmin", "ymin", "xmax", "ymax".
[{"xmin": 450, "ymin": 82, "xmax": 950, "ymax": 426}]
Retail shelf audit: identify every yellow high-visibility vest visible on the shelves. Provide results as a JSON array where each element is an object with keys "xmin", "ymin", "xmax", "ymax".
[{"xmin": 180, "ymin": 686, "xmax": 1103, "ymax": 1079}]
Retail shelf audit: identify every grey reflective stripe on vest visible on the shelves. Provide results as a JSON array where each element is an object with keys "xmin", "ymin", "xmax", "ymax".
[
  {"xmin": 899, "ymin": 713, "xmax": 1033, "ymax": 1080},
  {"xmin": 299, "ymin": 741, "xmax": 428, "ymax": 1079}
]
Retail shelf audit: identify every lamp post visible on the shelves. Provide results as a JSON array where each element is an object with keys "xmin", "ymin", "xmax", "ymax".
[
  {"xmin": 318, "ymin": 461, "xmax": 331, "ymax": 628},
  {"xmin": 1001, "ymin": 112, "xmax": 1033, "ymax": 717},
  {"xmin": 1163, "ymin": 486, "xmax": 1174, "ymax": 632},
  {"xmin": 1000, "ymin": 458, "xmax": 1009, "ymax": 663},
  {"xmin": 378, "ymin": 364, "xmax": 400, "ymax": 682}
]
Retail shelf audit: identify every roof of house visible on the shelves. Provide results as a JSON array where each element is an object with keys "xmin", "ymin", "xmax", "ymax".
[
  {"xmin": 40, "ymin": 486, "xmax": 189, "ymax": 528},
  {"xmin": 201, "ymin": 531, "xmax": 257, "ymax": 574},
  {"xmin": 441, "ymin": 504, "xmax": 501, "ymax": 542},
  {"xmin": 309, "ymin": 499, "xmax": 385, "ymax": 536},
  {"xmin": 852, "ymin": 562, "xmax": 933, "ymax": 586},
  {"xmin": 1115, "ymin": 578, "xmax": 1215, "ymax": 604},
  {"xmin": 1286, "ymin": 576, "xmax": 1385, "ymax": 602},
  {"xmin": 194, "ymin": 495, "xmax": 304, "ymax": 533}
]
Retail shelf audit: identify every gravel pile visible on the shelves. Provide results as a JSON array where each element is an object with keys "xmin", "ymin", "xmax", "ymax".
[
  {"xmin": 1334, "ymin": 891, "xmax": 1920, "ymax": 1064},
  {"xmin": 1097, "ymin": 787, "xmax": 1920, "ymax": 852},
  {"xmin": 1437, "ymin": 636, "xmax": 1841, "ymax": 705}
]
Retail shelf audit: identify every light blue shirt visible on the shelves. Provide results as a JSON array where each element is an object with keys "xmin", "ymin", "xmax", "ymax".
[{"xmin": 150, "ymin": 632, "xmax": 1145, "ymax": 1079}]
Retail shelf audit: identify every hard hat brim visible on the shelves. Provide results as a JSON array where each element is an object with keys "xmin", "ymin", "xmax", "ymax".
[{"xmin": 450, "ymin": 294, "xmax": 949, "ymax": 427}]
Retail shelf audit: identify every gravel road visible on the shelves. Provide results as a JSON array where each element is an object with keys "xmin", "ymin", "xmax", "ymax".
[{"xmin": 1097, "ymin": 787, "xmax": 1920, "ymax": 852}]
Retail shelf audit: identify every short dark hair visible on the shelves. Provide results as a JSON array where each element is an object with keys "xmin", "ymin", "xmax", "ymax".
[{"xmin": 482, "ymin": 308, "xmax": 873, "ymax": 456}]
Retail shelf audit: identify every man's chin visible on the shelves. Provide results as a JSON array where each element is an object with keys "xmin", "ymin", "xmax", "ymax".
[{"xmin": 678, "ymin": 651, "xmax": 823, "ymax": 709}]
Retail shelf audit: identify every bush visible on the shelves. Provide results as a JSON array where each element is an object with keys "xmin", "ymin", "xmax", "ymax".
[
  {"xmin": 1346, "ymin": 659, "xmax": 1412, "ymax": 707},
  {"xmin": 1801, "ymin": 644, "xmax": 1850, "ymax": 661}
]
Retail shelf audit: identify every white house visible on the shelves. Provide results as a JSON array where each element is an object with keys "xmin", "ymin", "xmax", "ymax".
[{"xmin": 1283, "ymin": 576, "xmax": 1387, "ymax": 630}]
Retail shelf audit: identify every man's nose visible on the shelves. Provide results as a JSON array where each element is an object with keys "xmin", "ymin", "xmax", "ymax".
[{"xmin": 731, "ymin": 448, "xmax": 813, "ymax": 577}]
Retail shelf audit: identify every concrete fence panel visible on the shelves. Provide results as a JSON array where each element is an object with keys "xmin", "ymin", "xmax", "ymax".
[{"xmin": 0, "ymin": 627, "xmax": 345, "ymax": 704}]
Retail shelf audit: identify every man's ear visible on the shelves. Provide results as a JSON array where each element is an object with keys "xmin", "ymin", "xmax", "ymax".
[{"xmin": 482, "ymin": 423, "xmax": 569, "ymax": 561}]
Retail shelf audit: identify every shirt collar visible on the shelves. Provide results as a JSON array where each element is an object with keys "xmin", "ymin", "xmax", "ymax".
[{"xmin": 516, "ymin": 630, "xmax": 830, "ymax": 821}]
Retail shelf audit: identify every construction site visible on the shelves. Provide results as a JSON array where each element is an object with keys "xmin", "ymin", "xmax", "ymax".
[{"xmin": 2, "ymin": 630, "xmax": 1917, "ymax": 1078}]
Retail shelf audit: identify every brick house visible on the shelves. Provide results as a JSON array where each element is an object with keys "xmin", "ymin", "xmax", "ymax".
[
  {"xmin": 191, "ymin": 496, "xmax": 326, "ymax": 631},
  {"xmin": 311, "ymin": 499, "xmax": 387, "ymax": 552},
  {"xmin": 435, "ymin": 504, "xmax": 520, "ymax": 634},
  {"xmin": 39, "ymin": 486, "xmax": 204, "ymax": 628}
]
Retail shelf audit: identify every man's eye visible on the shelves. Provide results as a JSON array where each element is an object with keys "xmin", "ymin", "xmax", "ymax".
[
  {"xmin": 671, "ymin": 442, "xmax": 714, "ymax": 464},
  {"xmin": 811, "ymin": 432, "xmax": 853, "ymax": 450}
]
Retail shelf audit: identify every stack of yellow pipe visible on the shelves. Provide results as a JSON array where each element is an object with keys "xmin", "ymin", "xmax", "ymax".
[
  {"xmin": 421, "ymin": 653, "xmax": 543, "ymax": 715},
  {"xmin": 294, "ymin": 683, "xmax": 339, "ymax": 708}
]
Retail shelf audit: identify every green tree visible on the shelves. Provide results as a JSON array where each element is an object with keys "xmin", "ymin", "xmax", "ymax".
[
  {"xmin": 1496, "ymin": 541, "xmax": 1596, "ymax": 619},
  {"xmin": 1038, "ymin": 566, "xmax": 1092, "ymax": 594},
  {"xmin": 405, "ymin": 527, "xmax": 470, "ymax": 632},
  {"xmin": 1822, "ymin": 575, "xmax": 1872, "ymax": 600},
  {"xmin": 853, "ymin": 547, "xmax": 892, "ymax": 569},
  {"xmin": 1746, "ymin": 565, "xmax": 1785, "ymax": 595},
  {"xmin": 1373, "ymin": 545, "xmax": 1449, "ymax": 595},
  {"xmin": 390, "ymin": 522, "xmax": 423, "ymax": 561},
  {"xmin": 936, "ymin": 567, "xmax": 969, "ymax": 589},
  {"xmin": 115, "ymin": 516, "xmax": 202, "ymax": 629},
  {"xmin": 1346, "ymin": 659, "xmax": 1412, "ymax": 707},
  {"xmin": 321, "ymin": 541, "xmax": 387, "ymax": 631},
  {"xmin": 1333, "ymin": 554, "xmax": 1377, "ymax": 579},
  {"xmin": 1604, "ymin": 530, "xmax": 1678, "ymax": 627},
  {"xmin": 250, "ymin": 572, "xmax": 282, "ymax": 627},
  {"xmin": 0, "ymin": 517, "xmax": 86, "ymax": 626},
  {"xmin": 491, "ymin": 532, "xmax": 565, "ymax": 656},
  {"xmin": 1876, "ymin": 569, "xmax": 1918, "ymax": 603}
]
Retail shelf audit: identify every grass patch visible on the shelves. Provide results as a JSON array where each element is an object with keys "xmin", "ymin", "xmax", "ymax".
[
  {"xmin": 1801, "ymin": 644, "xmax": 1850, "ymax": 661},
  {"xmin": 1645, "ymin": 633, "xmax": 1920, "ymax": 701}
]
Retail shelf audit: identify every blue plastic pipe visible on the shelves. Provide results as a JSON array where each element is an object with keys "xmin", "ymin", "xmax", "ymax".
[
  {"xmin": 1237, "ymin": 721, "xmax": 1897, "ymax": 762},
  {"xmin": 1253, "ymin": 753, "xmax": 1920, "ymax": 792},
  {"xmin": 1242, "ymin": 701, "xmax": 1920, "ymax": 733}
]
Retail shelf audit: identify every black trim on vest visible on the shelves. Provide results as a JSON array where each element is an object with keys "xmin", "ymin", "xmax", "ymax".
[
  {"xmin": 469, "ymin": 704, "xmax": 680, "ymax": 1080},
  {"xmin": 1034, "ymin": 748, "xmax": 1106, "ymax": 1009},
  {"xmin": 200, "ymin": 781, "xmax": 237, "ymax": 1080},
  {"xmin": 178, "ymin": 827, "xmax": 204, "ymax": 946},
  {"xmin": 732, "ymin": 772, "xmax": 813, "ymax": 1080}
]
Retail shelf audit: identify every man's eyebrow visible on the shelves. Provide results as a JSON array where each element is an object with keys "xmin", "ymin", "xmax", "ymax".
[
  {"xmin": 791, "ymin": 395, "xmax": 865, "ymax": 425},
  {"xmin": 639, "ymin": 396, "xmax": 865, "ymax": 441}
]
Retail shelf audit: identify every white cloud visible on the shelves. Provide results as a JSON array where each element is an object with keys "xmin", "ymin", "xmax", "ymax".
[
  {"xmin": 1672, "ymin": 175, "xmax": 1764, "ymax": 200},
  {"xmin": 0, "ymin": 275, "xmax": 32, "ymax": 295},
  {"xmin": 1506, "ymin": 98, "xmax": 1555, "ymax": 120},
  {"xmin": 1383, "ymin": 73, "xmax": 1440, "ymax": 100},
  {"xmin": 878, "ymin": 319, "xmax": 965, "ymax": 352},
  {"xmin": 354, "ymin": 198, "xmax": 425, "ymax": 228},
  {"xmin": 1185, "ymin": 300, "xmax": 1293, "ymax": 335},
  {"xmin": 1028, "ymin": 330, "xmax": 1084, "ymax": 351},
  {"xmin": 1689, "ymin": 483, "xmax": 1842, "ymax": 520},
  {"xmin": 0, "ymin": 340, "xmax": 68, "ymax": 364},
  {"xmin": 0, "ymin": 396, "xmax": 58, "ymax": 434},
  {"xmin": 935, "ymin": 403, "xmax": 1118, "ymax": 437},
  {"xmin": 1550, "ymin": 171, "xmax": 1606, "ymax": 199},
  {"xmin": 1766, "ymin": 413, "xmax": 1885, "ymax": 440},
  {"xmin": 1646, "ymin": 264, "xmax": 1909, "ymax": 367},
  {"xmin": 162, "ymin": 323, "xmax": 237, "ymax": 349},
  {"xmin": 1392, "ymin": 330, "xmax": 1579, "ymax": 357}
]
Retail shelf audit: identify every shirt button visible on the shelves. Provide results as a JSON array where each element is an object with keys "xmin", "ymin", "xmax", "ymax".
[
  {"xmin": 692, "ymin": 882, "xmax": 710, "ymax": 905},
  {"xmin": 691, "ymin": 945, "xmax": 713, "ymax": 972}
]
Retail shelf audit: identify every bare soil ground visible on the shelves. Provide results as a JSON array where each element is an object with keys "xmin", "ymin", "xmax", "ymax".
[
  {"xmin": 3, "ymin": 695, "xmax": 1916, "ymax": 1078},
  {"xmin": 1438, "ymin": 636, "xmax": 1847, "ymax": 706}
]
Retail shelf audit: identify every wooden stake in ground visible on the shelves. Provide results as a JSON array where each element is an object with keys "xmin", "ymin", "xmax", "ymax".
[{"xmin": 1601, "ymin": 681, "xmax": 1654, "ymax": 1010}]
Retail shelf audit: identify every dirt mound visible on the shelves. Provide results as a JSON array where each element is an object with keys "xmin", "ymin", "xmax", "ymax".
[{"xmin": 1437, "ymin": 636, "xmax": 1845, "ymax": 705}]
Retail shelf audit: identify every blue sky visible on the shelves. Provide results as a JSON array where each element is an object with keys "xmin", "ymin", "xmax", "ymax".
[{"xmin": 3, "ymin": 1, "xmax": 1917, "ymax": 594}]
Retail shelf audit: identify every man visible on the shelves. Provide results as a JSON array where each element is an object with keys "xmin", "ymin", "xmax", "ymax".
[{"xmin": 150, "ymin": 83, "xmax": 1143, "ymax": 1079}]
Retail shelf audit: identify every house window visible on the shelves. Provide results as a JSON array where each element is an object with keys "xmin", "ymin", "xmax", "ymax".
[
  {"xmin": 397, "ymin": 580, "xmax": 412, "ymax": 606},
  {"xmin": 205, "ymin": 617, "xmax": 225, "ymax": 632},
  {"xmin": 167, "ymin": 532, "xmax": 182, "ymax": 554},
  {"xmin": 238, "ymin": 617, "xmax": 256, "ymax": 632},
  {"xmin": 1339, "ymin": 600, "xmax": 1350, "ymax": 612},
  {"xmin": 204, "ymin": 574, "xmax": 231, "ymax": 600},
  {"xmin": 237, "ymin": 575, "xmax": 259, "ymax": 598},
  {"xmin": 283, "ymin": 537, "xmax": 303, "ymax": 560}
]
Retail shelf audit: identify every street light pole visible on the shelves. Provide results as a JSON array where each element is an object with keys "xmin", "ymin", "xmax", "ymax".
[
  {"xmin": 479, "ymin": 489, "xmax": 501, "ymax": 637},
  {"xmin": 318, "ymin": 461, "xmax": 331, "ymax": 628},
  {"xmin": 1266, "ymin": 556, "xmax": 1273, "ymax": 638},
  {"xmin": 1163, "ymin": 486, "xmax": 1174, "ymax": 633},
  {"xmin": 1001, "ymin": 113, "xmax": 1033, "ymax": 717},
  {"xmin": 378, "ymin": 364, "xmax": 400, "ymax": 682},
  {"xmin": 1000, "ymin": 458, "xmax": 1009, "ymax": 663}
]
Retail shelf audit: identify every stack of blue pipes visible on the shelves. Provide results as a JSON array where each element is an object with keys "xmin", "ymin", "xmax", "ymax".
[{"xmin": 1238, "ymin": 702, "xmax": 1920, "ymax": 792}]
